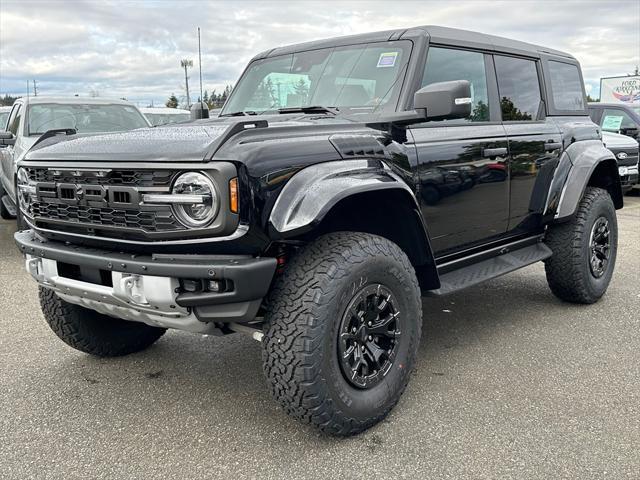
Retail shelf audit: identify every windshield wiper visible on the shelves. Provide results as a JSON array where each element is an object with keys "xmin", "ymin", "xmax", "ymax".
[
  {"xmin": 220, "ymin": 110, "xmax": 258, "ymax": 117},
  {"xmin": 277, "ymin": 106, "xmax": 339, "ymax": 115}
]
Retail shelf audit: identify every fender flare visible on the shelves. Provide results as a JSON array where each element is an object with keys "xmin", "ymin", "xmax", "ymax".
[
  {"xmin": 269, "ymin": 159, "xmax": 419, "ymax": 235},
  {"xmin": 268, "ymin": 159, "xmax": 438, "ymax": 287},
  {"xmin": 555, "ymin": 139, "xmax": 623, "ymax": 220}
]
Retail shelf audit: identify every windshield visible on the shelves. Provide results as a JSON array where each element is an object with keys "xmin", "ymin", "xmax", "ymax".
[
  {"xmin": 27, "ymin": 103, "xmax": 149, "ymax": 135},
  {"xmin": 145, "ymin": 112, "xmax": 191, "ymax": 126},
  {"xmin": 222, "ymin": 40, "xmax": 412, "ymax": 116},
  {"xmin": 0, "ymin": 112, "xmax": 9, "ymax": 130}
]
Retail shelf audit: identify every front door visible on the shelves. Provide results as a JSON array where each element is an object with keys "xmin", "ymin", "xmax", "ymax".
[
  {"xmin": 408, "ymin": 46, "xmax": 510, "ymax": 255},
  {"xmin": 0, "ymin": 102, "xmax": 22, "ymax": 197}
]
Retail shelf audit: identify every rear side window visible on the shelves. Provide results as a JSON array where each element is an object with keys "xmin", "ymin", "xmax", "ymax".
[
  {"xmin": 494, "ymin": 56, "xmax": 542, "ymax": 121},
  {"xmin": 548, "ymin": 61, "xmax": 585, "ymax": 111},
  {"xmin": 421, "ymin": 47, "xmax": 489, "ymax": 122}
]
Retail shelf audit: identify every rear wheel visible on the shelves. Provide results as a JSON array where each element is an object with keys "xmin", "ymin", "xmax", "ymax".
[
  {"xmin": 544, "ymin": 187, "xmax": 617, "ymax": 304},
  {"xmin": 262, "ymin": 232, "xmax": 422, "ymax": 436},
  {"xmin": 39, "ymin": 287, "xmax": 166, "ymax": 357}
]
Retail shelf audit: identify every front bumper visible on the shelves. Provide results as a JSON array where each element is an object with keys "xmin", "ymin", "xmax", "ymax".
[
  {"xmin": 15, "ymin": 230, "xmax": 277, "ymax": 332},
  {"xmin": 619, "ymin": 165, "xmax": 639, "ymax": 192}
]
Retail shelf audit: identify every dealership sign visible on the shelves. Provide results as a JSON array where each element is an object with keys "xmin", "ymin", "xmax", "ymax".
[{"xmin": 600, "ymin": 75, "xmax": 640, "ymax": 104}]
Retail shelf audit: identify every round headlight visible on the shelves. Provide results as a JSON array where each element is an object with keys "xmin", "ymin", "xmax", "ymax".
[
  {"xmin": 171, "ymin": 172, "xmax": 219, "ymax": 227},
  {"xmin": 17, "ymin": 167, "xmax": 33, "ymax": 214}
]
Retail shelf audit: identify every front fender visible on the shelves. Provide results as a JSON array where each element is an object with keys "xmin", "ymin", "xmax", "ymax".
[
  {"xmin": 269, "ymin": 158, "xmax": 417, "ymax": 236},
  {"xmin": 555, "ymin": 140, "xmax": 622, "ymax": 220}
]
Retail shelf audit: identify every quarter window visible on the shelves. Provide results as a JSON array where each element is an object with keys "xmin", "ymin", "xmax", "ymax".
[
  {"xmin": 421, "ymin": 47, "xmax": 489, "ymax": 122},
  {"xmin": 548, "ymin": 61, "xmax": 585, "ymax": 111},
  {"xmin": 494, "ymin": 56, "xmax": 542, "ymax": 121}
]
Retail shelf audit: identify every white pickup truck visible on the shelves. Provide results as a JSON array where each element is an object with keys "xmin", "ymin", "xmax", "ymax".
[{"xmin": 0, "ymin": 96, "xmax": 149, "ymax": 222}]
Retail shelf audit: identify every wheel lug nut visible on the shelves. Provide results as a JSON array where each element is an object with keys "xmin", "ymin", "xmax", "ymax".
[
  {"xmin": 352, "ymin": 327, "xmax": 356, "ymax": 333},
  {"xmin": 367, "ymin": 321, "xmax": 372, "ymax": 327},
  {"xmin": 368, "ymin": 335, "xmax": 373, "ymax": 341}
]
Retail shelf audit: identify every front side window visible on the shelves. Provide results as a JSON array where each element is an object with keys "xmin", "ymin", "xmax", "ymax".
[
  {"xmin": 7, "ymin": 105, "xmax": 22, "ymax": 136},
  {"xmin": 600, "ymin": 108, "xmax": 636, "ymax": 131},
  {"xmin": 494, "ymin": 56, "xmax": 542, "ymax": 121},
  {"xmin": 27, "ymin": 104, "xmax": 149, "ymax": 136},
  {"xmin": 421, "ymin": 47, "xmax": 489, "ymax": 122},
  {"xmin": 0, "ymin": 111, "xmax": 10, "ymax": 130},
  {"xmin": 222, "ymin": 40, "xmax": 412, "ymax": 116}
]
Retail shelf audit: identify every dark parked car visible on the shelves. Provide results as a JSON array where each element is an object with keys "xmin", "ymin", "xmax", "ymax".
[
  {"xmin": 588, "ymin": 102, "xmax": 640, "ymax": 142},
  {"xmin": 14, "ymin": 26, "xmax": 622, "ymax": 436}
]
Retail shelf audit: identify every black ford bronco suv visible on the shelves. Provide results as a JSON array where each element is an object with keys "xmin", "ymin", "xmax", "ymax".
[{"xmin": 15, "ymin": 26, "xmax": 622, "ymax": 436}]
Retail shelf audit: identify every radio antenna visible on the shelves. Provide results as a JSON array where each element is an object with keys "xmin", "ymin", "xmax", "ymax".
[{"xmin": 198, "ymin": 27, "xmax": 204, "ymax": 108}]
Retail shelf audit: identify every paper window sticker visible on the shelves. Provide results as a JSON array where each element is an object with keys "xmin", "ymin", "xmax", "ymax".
[
  {"xmin": 377, "ymin": 52, "xmax": 398, "ymax": 68},
  {"xmin": 602, "ymin": 115, "xmax": 623, "ymax": 131}
]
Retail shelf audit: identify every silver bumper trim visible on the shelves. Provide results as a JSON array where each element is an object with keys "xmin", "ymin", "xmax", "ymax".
[{"xmin": 26, "ymin": 256, "xmax": 219, "ymax": 334}]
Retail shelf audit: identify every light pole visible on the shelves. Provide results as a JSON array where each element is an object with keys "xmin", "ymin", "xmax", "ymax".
[{"xmin": 181, "ymin": 58, "xmax": 193, "ymax": 108}]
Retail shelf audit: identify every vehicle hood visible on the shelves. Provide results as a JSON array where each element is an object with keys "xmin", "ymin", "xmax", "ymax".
[
  {"xmin": 22, "ymin": 115, "xmax": 368, "ymax": 163},
  {"xmin": 602, "ymin": 130, "xmax": 638, "ymax": 149}
]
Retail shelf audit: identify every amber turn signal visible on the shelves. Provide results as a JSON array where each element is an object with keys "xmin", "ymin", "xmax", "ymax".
[{"xmin": 229, "ymin": 177, "xmax": 239, "ymax": 213}]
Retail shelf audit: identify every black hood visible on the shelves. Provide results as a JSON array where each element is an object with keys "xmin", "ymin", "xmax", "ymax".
[{"xmin": 23, "ymin": 114, "xmax": 369, "ymax": 163}]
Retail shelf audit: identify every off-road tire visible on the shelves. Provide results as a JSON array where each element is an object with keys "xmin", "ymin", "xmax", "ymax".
[
  {"xmin": 39, "ymin": 287, "xmax": 166, "ymax": 357},
  {"xmin": 544, "ymin": 187, "xmax": 617, "ymax": 304},
  {"xmin": 262, "ymin": 232, "xmax": 422, "ymax": 436}
]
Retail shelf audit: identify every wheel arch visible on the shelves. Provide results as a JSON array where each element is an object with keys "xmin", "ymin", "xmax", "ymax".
[
  {"xmin": 555, "ymin": 140, "xmax": 623, "ymax": 221},
  {"xmin": 268, "ymin": 159, "xmax": 440, "ymax": 290}
]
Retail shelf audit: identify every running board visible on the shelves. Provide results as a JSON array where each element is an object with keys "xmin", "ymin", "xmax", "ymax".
[
  {"xmin": 427, "ymin": 242, "xmax": 552, "ymax": 296},
  {"xmin": 1, "ymin": 195, "xmax": 17, "ymax": 217}
]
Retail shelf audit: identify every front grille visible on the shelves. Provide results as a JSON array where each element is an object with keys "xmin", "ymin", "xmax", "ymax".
[
  {"xmin": 30, "ymin": 202, "xmax": 182, "ymax": 231},
  {"xmin": 610, "ymin": 147, "xmax": 639, "ymax": 167},
  {"xmin": 24, "ymin": 167, "xmax": 185, "ymax": 239}
]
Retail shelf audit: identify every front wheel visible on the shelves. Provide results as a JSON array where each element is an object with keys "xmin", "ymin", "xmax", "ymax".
[
  {"xmin": 40, "ymin": 288, "xmax": 166, "ymax": 357},
  {"xmin": 544, "ymin": 187, "xmax": 618, "ymax": 304},
  {"xmin": 262, "ymin": 232, "xmax": 422, "ymax": 436},
  {"xmin": 0, "ymin": 182, "xmax": 14, "ymax": 219}
]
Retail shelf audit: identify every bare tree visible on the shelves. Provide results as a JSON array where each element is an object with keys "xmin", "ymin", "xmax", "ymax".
[{"xmin": 181, "ymin": 59, "xmax": 193, "ymax": 107}]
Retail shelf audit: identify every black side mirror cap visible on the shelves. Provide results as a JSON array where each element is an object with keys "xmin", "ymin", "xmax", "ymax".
[
  {"xmin": 0, "ymin": 131, "xmax": 15, "ymax": 146},
  {"xmin": 414, "ymin": 80, "xmax": 472, "ymax": 121}
]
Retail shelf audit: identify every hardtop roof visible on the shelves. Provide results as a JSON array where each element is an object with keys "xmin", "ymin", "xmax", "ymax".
[{"xmin": 254, "ymin": 25, "xmax": 575, "ymax": 61}]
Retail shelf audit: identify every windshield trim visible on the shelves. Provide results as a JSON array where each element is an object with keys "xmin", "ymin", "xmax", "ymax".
[
  {"xmin": 25, "ymin": 102, "xmax": 150, "ymax": 136},
  {"xmin": 221, "ymin": 39, "xmax": 415, "ymax": 118}
]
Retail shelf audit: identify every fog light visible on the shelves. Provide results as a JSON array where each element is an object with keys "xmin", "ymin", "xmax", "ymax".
[{"xmin": 207, "ymin": 280, "xmax": 221, "ymax": 292}]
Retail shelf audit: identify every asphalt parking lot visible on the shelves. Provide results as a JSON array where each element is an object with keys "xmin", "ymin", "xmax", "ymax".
[{"xmin": 1, "ymin": 197, "xmax": 638, "ymax": 480}]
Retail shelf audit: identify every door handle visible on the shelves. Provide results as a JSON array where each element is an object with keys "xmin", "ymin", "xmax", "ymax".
[
  {"xmin": 544, "ymin": 142, "xmax": 562, "ymax": 151},
  {"xmin": 482, "ymin": 147, "xmax": 507, "ymax": 158}
]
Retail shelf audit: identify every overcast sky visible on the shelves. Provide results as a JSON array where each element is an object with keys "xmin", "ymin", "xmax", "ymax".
[{"xmin": 1, "ymin": 0, "xmax": 638, "ymax": 106}]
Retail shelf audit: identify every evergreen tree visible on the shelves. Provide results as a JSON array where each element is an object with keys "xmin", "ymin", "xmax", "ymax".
[
  {"xmin": 166, "ymin": 94, "xmax": 179, "ymax": 108},
  {"xmin": 251, "ymin": 79, "xmax": 275, "ymax": 109}
]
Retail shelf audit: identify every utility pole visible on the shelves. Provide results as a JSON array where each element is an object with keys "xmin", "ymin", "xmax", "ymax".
[
  {"xmin": 32, "ymin": 80, "xmax": 38, "ymax": 96},
  {"xmin": 181, "ymin": 58, "xmax": 193, "ymax": 108}
]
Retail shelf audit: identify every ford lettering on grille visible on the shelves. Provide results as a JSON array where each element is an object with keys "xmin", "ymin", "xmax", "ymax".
[{"xmin": 36, "ymin": 182, "xmax": 140, "ymax": 208}]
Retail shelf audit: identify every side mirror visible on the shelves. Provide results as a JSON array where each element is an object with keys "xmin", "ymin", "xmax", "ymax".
[
  {"xmin": 414, "ymin": 80, "xmax": 472, "ymax": 121},
  {"xmin": 0, "ymin": 131, "xmax": 15, "ymax": 146},
  {"xmin": 190, "ymin": 102, "xmax": 210, "ymax": 120}
]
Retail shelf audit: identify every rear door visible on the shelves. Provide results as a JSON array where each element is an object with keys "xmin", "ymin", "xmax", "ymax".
[
  {"xmin": 408, "ymin": 46, "xmax": 510, "ymax": 255},
  {"xmin": 493, "ymin": 54, "xmax": 562, "ymax": 232}
]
